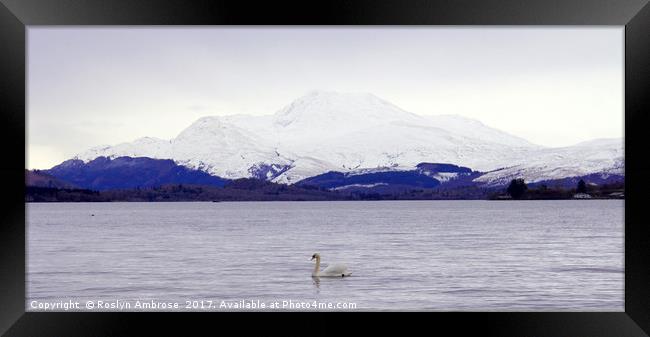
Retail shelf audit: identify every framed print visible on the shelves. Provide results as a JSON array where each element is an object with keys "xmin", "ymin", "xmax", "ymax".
[{"xmin": 1, "ymin": 0, "xmax": 649, "ymax": 335}]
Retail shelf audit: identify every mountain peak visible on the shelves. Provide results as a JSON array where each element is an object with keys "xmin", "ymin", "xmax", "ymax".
[{"xmin": 273, "ymin": 90, "xmax": 420, "ymax": 128}]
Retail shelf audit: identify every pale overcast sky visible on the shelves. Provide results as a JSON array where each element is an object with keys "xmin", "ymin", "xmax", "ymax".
[{"xmin": 27, "ymin": 27, "xmax": 623, "ymax": 169}]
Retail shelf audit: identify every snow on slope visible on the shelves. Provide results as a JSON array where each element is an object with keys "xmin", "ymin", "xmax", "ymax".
[
  {"xmin": 474, "ymin": 138, "xmax": 624, "ymax": 186},
  {"xmin": 263, "ymin": 91, "xmax": 541, "ymax": 178},
  {"xmin": 169, "ymin": 116, "xmax": 292, "ymax": 179},
  {"xmin": 74, "ymin": 91, "xmax": 622, "ymax": 185},
  {"xmin": 77, "ymin": 137, "xmax": 172, "ymax": 161},
  {"xmin": 425, "ymin": 114, "xmax": 539, "ymax": 148}
]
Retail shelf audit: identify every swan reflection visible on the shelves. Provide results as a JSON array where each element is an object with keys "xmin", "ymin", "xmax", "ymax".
[{"xmin": 312, "ymin": 276, "xmax": 321, "ymax": 291}]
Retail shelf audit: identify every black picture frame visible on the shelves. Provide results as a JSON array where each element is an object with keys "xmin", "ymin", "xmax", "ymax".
[{"xmin": 1, "ymin": 0, "xmax": 649, "ymax": 335}]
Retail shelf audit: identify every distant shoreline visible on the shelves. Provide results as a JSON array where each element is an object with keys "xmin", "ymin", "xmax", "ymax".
[
  {"xmin": 24, "ymin": 185, "xmax": 624, "ymax": 203},
  {"xmin": 25, "ymin": 174, "xmax": 624, "ymax": 203},
  {"xmin": 25, "ymin": 199, "xmax": 624, "ymax": 203}
]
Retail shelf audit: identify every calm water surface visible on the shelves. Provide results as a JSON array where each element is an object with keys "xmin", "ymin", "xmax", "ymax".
[{"xmin": 27, "ymin": 200, "xmax": 624, "ymax": 311}]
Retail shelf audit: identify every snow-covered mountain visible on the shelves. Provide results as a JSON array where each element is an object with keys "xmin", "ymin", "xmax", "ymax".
[
  {"xmin": 474, "ymin": 138, "xmax": 624, "ymax": 186},
  {"xmin": 75, "ymin": 90, "xmax": 623, "ymax": 185}
]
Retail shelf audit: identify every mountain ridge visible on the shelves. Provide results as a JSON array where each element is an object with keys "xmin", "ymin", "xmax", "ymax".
[
  {"xmin": 71, "ymin": 91, "xmax": 623, "ymax": 186},
  {"xmin": 45, "ymin": 156, "xmax": 228, "ymax": 191}
]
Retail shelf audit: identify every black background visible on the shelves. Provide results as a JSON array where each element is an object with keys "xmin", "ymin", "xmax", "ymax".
[{"xmin": 1, "ymin": 0, "xmax": 649, "ymax": 335}]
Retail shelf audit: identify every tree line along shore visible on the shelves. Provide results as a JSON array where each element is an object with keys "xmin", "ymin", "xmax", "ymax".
[{"xmin": 25, "ymin": 178, "xmax": 624, "ymax": 202}]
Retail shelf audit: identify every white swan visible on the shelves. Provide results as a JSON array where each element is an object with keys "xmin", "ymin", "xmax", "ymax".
[{"xmin": 311, "ymin": 253, "xmax": 351, "ymax": 277}]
